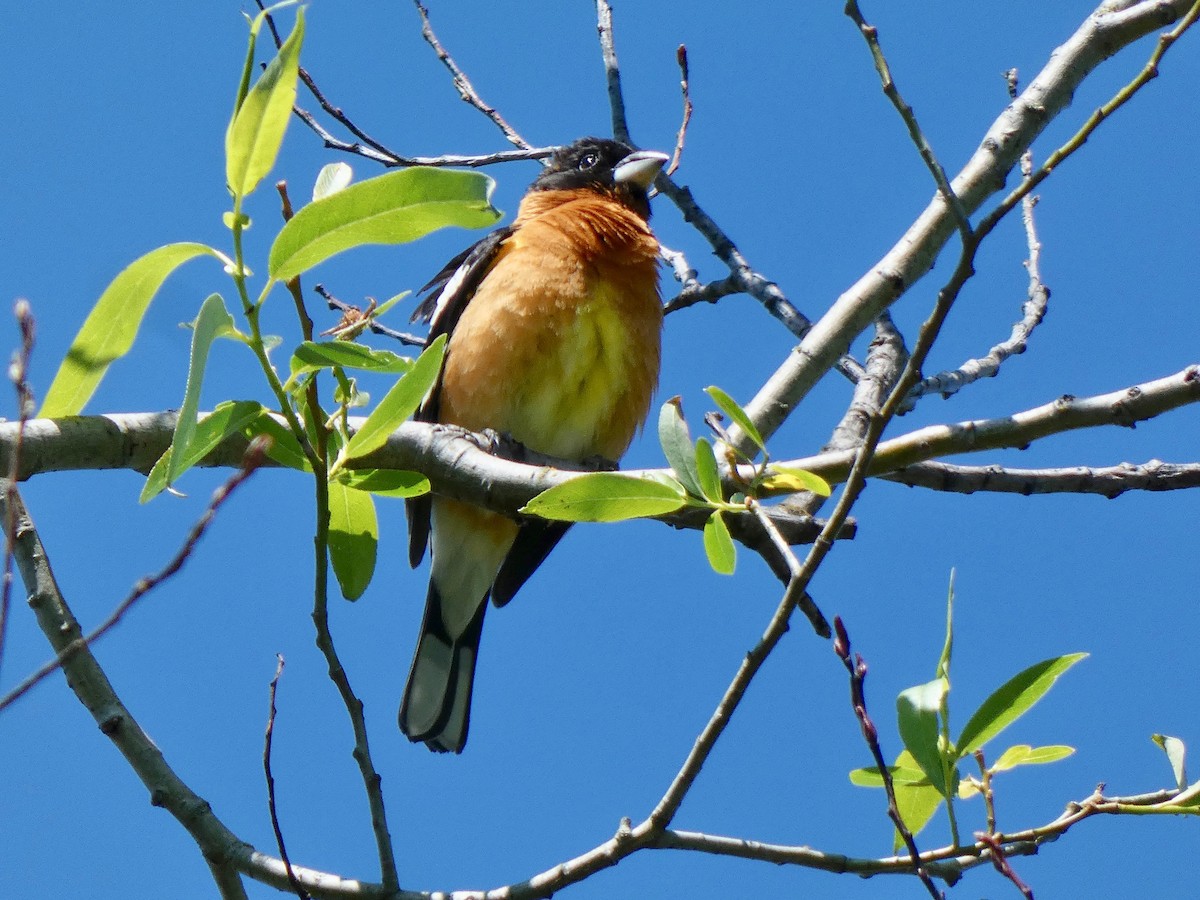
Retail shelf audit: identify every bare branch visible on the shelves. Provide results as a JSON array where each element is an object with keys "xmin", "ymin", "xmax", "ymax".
[
  {"xmin": 844, "ymin": 0, "xmax": 971, "ymax": 241},
  {"xmin": 738, "ymin": 0, "xmax": 1200, "ymax": 447},
  {"xmin": 833, "ymin": 618, "xmax": 943, "ymax": 899},
  {"xmin": 908, "ymin": 69, "xmax": 1050, "ymax": 406},
  {"xmin": 0, "ymin": 439, "xmax": 268, "ymax": 714},
  {"xmin": 0, "ymin": 414, "xmax": 848, "ymax": 548},
  {"xmin": 264, "ymin": 656, "xmax": 310, "ymax": 900},
  {"xmin": 769, "ymin": 365, "xmax": 1200, "ymax": 485},
  {"xmin": 883, "ymin": 458, "xmax": 1200, "ymax": 497},
  {"xmin": 667, "ymin": 44, "xmax": 692, "ymax": 176},
  {"xmin": 0, "ymin": 299, "xmax": 35, "ymax": 681},
  {"xmin": 594, "ymin": 0, "xmax": 631, "ymax": 144},
  {"xmin": 414, "ymin": 0, "xmax": 532, "ymax": 150}
]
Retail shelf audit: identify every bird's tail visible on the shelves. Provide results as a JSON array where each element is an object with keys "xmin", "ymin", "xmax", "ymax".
[{"xmin": 399, "ymin": 579, "xmax": 487, "ymax": 753}]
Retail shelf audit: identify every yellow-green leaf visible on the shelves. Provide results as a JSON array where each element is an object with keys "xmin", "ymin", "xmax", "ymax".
[
  {"xmin": 40, "ymin": 243, "xmax": 223, "ymax": 417},
  {"xmin": 225, "ymin": 7, "xmax": 304, "ymax": 198},
  {"xmin": 141, "ymin": 400, "xmax": 265, "ymax": 503},
  {"xmin": 522, "ymin": 472, "xmax": 686, "ymax": 522},
  {"xmin": 335, "ymin": 334, "xmax": 446, "ymax": 468},
  {"xmin": 166, "ymin": 294, "xmax": 236, "ymax": 488},
  {"xmin": 335, "ymin": 468, "xmax": 430, "ymax": 498},
  {"xmin": 760, "ymin": 465, "xmax": 831, "ymax": 497},
  {"xmin": 269, "ymin": 167, "xmax": 500, "ymax": 281},
  {"xmin": 705, "ymin": 384, "xmax": 766, "ymax": 457},
  {"xmin": 956, "ymin": 653, "xmax": 1088, "ymax": 758},
  {"xmin": 694, "ymin": 437, "xmax": 723, "ymax": 503},
  {"xmin": 328, "ymin": 478, "xmax": 378, "ymax": 601},
  {"xmin": 703, "ymin": 510, "xmax": 736, "ymax": 575}
]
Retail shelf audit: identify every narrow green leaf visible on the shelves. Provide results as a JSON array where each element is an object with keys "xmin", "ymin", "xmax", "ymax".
[
  {"xmin": 141, "ymin": 400, "xmax": 265, "ymax": 503},
  {"xmin": 225, "ymin": 7, "xmax": 304, "ymax": 198},
  {"xmin": 694, "ymin": 437, "xmax": 723, "ymax": 503},
  {"xmin": 956, "ymin": 653, "xmax": 1088, "ymax": 758},
  {"xmin": 703, "ymin": 511, "xmax": 736, "ymax": 575},
  {"xmin": 992, "ymin": 744, "xmax": 1075, "ymax": 772},
  {"xmin": 897, "ymin": 677, "xmax": 951, "ymax": 795},
  {"xmin": 657, "ymin": 397, "xmax": 703, "ymax": 498},
  {"xmin": 244, "ymin": 412, "xmax": 310, "ymax": 472},
  {"xmin": 269, "ymin": 167, "xmax": 500, "ymax": 281},
  {"xmin": 705, "ymin": 385, "xmax": 766, "ymax": 457},
  {"xmin": 313, "ymin": 161, "xmax": 353, "ymax": 201},
  {"xmin": 289, "ymin": 340, "xmax": 414, "ymax": 382},
  {"xmin": 373, "ymin": 290, "xmax": 411, "ymax": 318},
  {"xmin": 759, "ymin": 465, "xmax": 831, "ymax": 496},
  {"xmin": 849, "ymin": 765, "xmax": 930, "ymax": 788},
  {"xmin": 1152, "ymin": 734, "xmax": 1188, "ymax": 791},
  {"xmin": 328, "ymin": 478, "xmax": 378, "ymax": 601},
  {"xmin": 521, "ymin": 472, "xmax": 686, "ymax": 522},
  {"xmin": 165, "ymin": 294, "xmax": 236, "ymax": 487},
  {"xmin": 40, "ymin": 243, "xmax": 223, "ymax": 417},
  {"xmin": 337, "ymin": 334, "xmax": 447, "ymax": 466},
  {"xmin": 335, "ymin": 469, "xmax": 430, "ymax": 498}
]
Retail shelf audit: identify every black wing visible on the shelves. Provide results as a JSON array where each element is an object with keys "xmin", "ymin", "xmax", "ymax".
[{"xmin": 407, "ymin": 226, "xmax": 515, "ymax": 569}]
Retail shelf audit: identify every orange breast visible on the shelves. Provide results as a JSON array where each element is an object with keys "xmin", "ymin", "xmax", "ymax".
[{"xmin": 438, "ymin": 192, "xmax": 662, "ymax": 462}]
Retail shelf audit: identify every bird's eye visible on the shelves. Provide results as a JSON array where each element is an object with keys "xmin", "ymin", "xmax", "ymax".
[{"xmin": 578, "ymin": 152, "xmax": 599, "ymax": 170}]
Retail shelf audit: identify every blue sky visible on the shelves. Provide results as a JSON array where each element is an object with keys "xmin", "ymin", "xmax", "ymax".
[{"xmin": 4, "ymin": 2, "xmax": 1199, "ymax": 898}]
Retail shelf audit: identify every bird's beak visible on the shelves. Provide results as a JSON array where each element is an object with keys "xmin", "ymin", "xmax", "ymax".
[{"xmin": 613, "ymin": 149, "xmax": 669, "ymax": 189}]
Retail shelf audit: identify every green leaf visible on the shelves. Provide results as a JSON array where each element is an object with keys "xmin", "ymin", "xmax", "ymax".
[
  {"xmin": 288, "ymin": 340, "xmax": 414, "ymax": 382},
  {"xmin": 897, "ymin": 677, "xmax": 951, "ymax": 795},
  {"xmin": 521, "ymin": 472, "xmax": 686, "ymax": 522},
  {"xmin": 694, "ymin": 437, "xmax": 723, "ymax": 503},
  {"xmin": 328, "ymin": 478, "xmax": 377, "ymax": 601},
  {"xmin": 225, "ymin": 7, "xmax": 304, "ymax": 198},
  {"xmin": 956, "ymin": 653, "xmax": 1088, "ymax": 758},
  {"xmin": 335, "ymin": 334, "xmax": 447, "ymax": 468},
  {"xmin": 849, "ymin": 764, "xmax": 930, "ymax": 788},
  {"xmin": 335, "ymin": 468, "xmax": 430, "ymax": 498},
  {"xmin": 891, "ymin": 750, "xmax": 944, "ymax": 848},
  {"xmin": 269, "ymin": 167, "xmax": 500, "ymax": 281},
  {"xmin": 703, "ymin": 511, "xmax": 736, "ymax": 575},
  {"xmin": 244, "ymin": 412, "xmax": 311, "ymax": 472},
  {"xmin": 705, "ymin": 385, "xmax": 766, "ymax": 457},
  {"xmin": 759, "ymin": 465, "xmax": 831, "ymax": 496},
  {"xmin": 165, "ymin": 294, "xmax": 237, "ymax": 488},
  {"xmin": 373, "ymin": 290, "xmax": 411, "ymax": 318},
  {"xmin": 991, "ymin": 743, "xmax": 1075, "ymax": 772},
  {"xmin": 141, "ymin": 400, "xmax": 265, "ymax": 503},
  {"xmin": 1152, "ymin": 734, "xmax": 1188, "ymax": 791},
  {"xmin": 313, "ymin": 161, "xmax": 353, "ymax": 201},
  {"xmin": 40, "ymin": 243, "xmax": 223, "ymax": 417},
  {"xmin": 892, "ymin": 780, "xmax": 945, "ymax": 848},
  {"xmin": 657, "ymin": 397, "xmax": 703, "ymax": 498}
]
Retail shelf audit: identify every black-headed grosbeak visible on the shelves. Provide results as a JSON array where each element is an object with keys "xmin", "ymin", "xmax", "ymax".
[{"xmin": 400, "ymin": 137, "xmax": 668, "ymax": 752}]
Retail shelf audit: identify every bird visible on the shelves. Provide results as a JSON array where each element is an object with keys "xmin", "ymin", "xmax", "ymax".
[{"xmin": 400, "ymin": 137, "xmax": 668, "ymax": 753}]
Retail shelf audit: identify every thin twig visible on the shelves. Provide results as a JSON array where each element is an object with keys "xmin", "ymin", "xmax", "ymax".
[
  {"xmin": 0, "ymin": 438, "xmax": 269, "ymax": 714},
  {"xmin": 979, "ymin": 0, "xmax": 1200, "ymax": 240},
  {"xmin": 310, "ymin": 470, "xmax": 399, "ymax": 890},
  {"xmin": 907, "ymin": 69, "xmax": 1050, "ymax": 406},
  {"xmin": 414, "ymin": 0, "xmax": 532, "ymax": 149},
  {"xmin": 595, "ymin": 0, "xmax": 631, "ymax": 144},
  {"xmin": 315, "ymin": 284, "xmax": 427, "ymax": 346},
  {"xmin": 264, "ymin": 655, "xmax": 310, "ymax": 900},
  {"xmin": 737, "ymin": 0, "xmax": 1200, "ymax": 448},
  {"xmin": 667, "ymin": 45, "xmax": 692, "ymax": 176},
  {"xmin": 977, "ymin": 832, "xmax": 1035, "ymax": 900},
  {"xmin": 0, "ymin": 299, "xmax": 35, "ymax": 682},
  {"xmin": 844, "ymin": 0, "xmax": 971, "ymax": 242},
  {"xmin": 833, "ymin": 618, "xmax": 943, "ymax": 899},
  {"xmin": 974, "ymin": 750, "xmax": 997, "ymax": 836}
]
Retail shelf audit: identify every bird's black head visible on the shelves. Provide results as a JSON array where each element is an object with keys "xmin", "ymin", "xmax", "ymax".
[{"xmin": 531, "ymin": 137, "xmax": 668, "ymax": 219}]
